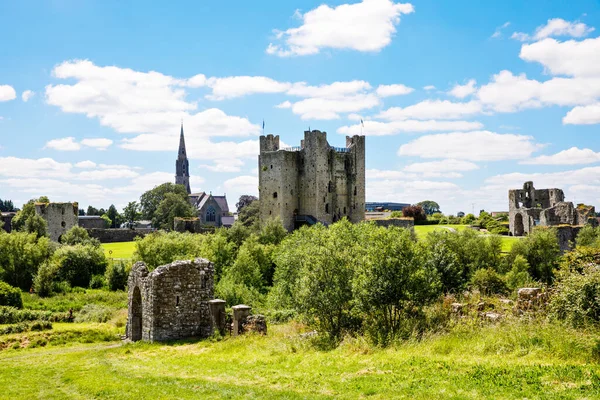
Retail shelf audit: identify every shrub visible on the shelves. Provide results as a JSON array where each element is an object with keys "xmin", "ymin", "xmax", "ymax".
[
  {"xmin": 0, "ymin": 306, "xmax": 65, "ymax": 324},
  {"xmin": 0, "ymin": 232, "xmax": 54, "ymax": 290},
  {"xmin": 53, "ymin": 244, "xmax": 108, "ymax": 288},
  {"xmin": 0, "ymin": 320, "xmax": 52, "ymax": 335},
  {"xmin": 214, "ymin": 276, "xmax": 264, "ymax": 307},
  {"xmin": 134, "ymin": 231, "xmax": 205, "ymax": 270},
  {"xmin": 89, "ymin": 274, "xmax": 107, "ymax": 289},
  {"xmin": 74, "ymin": 304, "xmax": 114, "ymax": 323},
  {"xmin": 550, "ymin": 264, "xmax": 600, "ymax": 327},
  {"xmin": 470, "ymin": 268, "xmax": 508, "ymax": 295},
  {"xmin": 105, "ymin": 261, "xmax": 128, "ymax": 291},
  {"xmin": 0, "ymin": 281, "xmax": 23, "ymax": 308},
  {"xmin": 576, "ymin": 225, "xmax": 600, "ymax": 248},
  {"xmin": 402, "ymin": 205, "xmax": 426, "ymax": 222},
  {"xmin": 508, "ymin": 227, "xmax": 560, "ymax": 284},
  {"xmin": 33, "ymin": 261, "xmax": 59, "ymax": 297},
  {"xmin": 504, "ymin": 255, "xmax": 533, "ymax": 290},
  {"xmin": 60, "ymin": 226, "xmax": 101, "ymax": 247}
]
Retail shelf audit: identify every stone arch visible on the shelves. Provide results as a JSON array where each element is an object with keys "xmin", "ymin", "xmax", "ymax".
[
  {"xmin": 130, "ymin": 286, "xmax": 143, "ymax": 341},
  {"xmin": 514, "ymin": 213, "xmax": 524, "ymax": 237}
]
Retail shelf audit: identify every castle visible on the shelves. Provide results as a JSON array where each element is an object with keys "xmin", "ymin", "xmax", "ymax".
[{"xmin": 259, "ymin": 130, "xmax": 365, "ymax": 231}]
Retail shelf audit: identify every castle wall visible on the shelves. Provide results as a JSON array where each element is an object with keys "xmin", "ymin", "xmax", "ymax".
[
  {"xmin": 35, "ymin": 202, "xmax": 78, "ymax": 242},
  {"xmin": 86, "ymin": 228, "xmax": 152, "ymax": 243},
  {"xmin": 259, "ymin": 130, "xmax": 365, "ymax": 231}
]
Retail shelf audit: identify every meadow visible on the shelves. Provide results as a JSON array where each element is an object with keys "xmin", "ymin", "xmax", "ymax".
[{"xmin": 1, "ymin": 316, "xmax": 599, "ymax": 399}]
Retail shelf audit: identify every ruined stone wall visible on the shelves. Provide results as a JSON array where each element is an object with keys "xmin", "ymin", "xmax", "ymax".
[
  {"xmin": 174, "ymin": 217, "xmax": 202, "ymax": 233},
  {"xmin": 371, "ymin": 218, "xmax": 414, "ymax": 230},
  {"xmin": 87, "ymin": 228, "xmax": 153, "ymax": 243},
  {"xmin": 259, "ymin": 130, "xmax": 365, "ymax": 231},
  {"xmin": 127, "ymin": 258, "xmax": 214, "ymax": 342},
  {"xmin": 35, "ymin": 202, "xmax": 78, "ymax": 242},
  {"xmin": 78, "ymin": 218, "xmax": 106, "ymax": 229}
]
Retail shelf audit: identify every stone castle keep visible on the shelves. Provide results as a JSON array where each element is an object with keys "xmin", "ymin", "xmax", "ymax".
[
  {"xmin": 259, "ymin": 130, "xmax": 365, "ymax": 231},
  {"xmin": 35, "ymin": 202, "xmax": 78, "ymax": 242},
  {"xmin": 509, "ymin": 181, "xmax": 596, "ymax": 237}
]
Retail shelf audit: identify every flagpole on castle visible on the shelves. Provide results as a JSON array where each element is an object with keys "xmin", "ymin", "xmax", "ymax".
[
  {"xmin": 360, "ymin": 118, "xmax": 364, "ymax": 135},
  {"xmin": 262, "ymin": 119, "xmax": 265, "ymax": 135}
]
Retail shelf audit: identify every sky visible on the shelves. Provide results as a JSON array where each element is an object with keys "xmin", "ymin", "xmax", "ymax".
[{"xmin": 1, "ymin": 0, "xmax": 599, "ymax": 215}]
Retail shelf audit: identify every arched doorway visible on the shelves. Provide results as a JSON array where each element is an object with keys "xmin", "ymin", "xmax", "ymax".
[
  {"xmin": 131, "ymin": 286, "xmax": 143, "ymax": 341},
  {"xmin": 514, "ymin": 213, "xmax": 524, "ymax": 236}
]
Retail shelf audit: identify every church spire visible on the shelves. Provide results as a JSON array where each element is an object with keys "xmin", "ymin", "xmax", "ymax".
[{"xmin": 175, "ymin": 122, "xmax": 191, "ymax": 194}]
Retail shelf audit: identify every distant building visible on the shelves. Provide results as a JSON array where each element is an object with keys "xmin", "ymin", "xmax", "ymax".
[
  {"xmin": 78, "ymin": 215, "xmax": 106, "ymax": 229},
  {"xmin": 35, "ymin": 202, "xmax": 78, "ymax": 242},
  {"xmin": 189, "ymin": 192, "xmax": 230, "ymax": 228},
  {"xmin": 491, "ymin": 211, "xmax": 508, "ymax": 218},
  {"xmin": 0, "ymin": 212, "xmax": 16, "ymax": 233},
  {"xmin": 259, "ymin": 130, "xmax": 365, "ymax": 231},
  {"xmin": 457, "ymin": 211, "xmax": 465, "ymax": 218},
  {"xmin": 365, "ymin": 202, "xmax": 410, "ymax": 212},
  {"xmin": 175, "ymin": 123, "xmax": 191, "ymax": 194}
]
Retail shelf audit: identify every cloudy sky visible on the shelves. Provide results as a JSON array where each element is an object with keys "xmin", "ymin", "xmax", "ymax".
[{"xmin": 1, "ymin": 0, "xmax": 599, "ymax": 214}]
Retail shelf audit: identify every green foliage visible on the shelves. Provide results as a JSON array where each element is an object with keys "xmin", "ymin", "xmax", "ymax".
[
  {"xmin": 60, "ymin": 226, "xmax": 100, "ymax": 247},
  {"xmin": 122, "ymin": 201, "xmax": 140, "ymax": 225},
  {"xmin": 402, "ymin": 205, "xmax": 426, "ymax": 222},
  {"xmin": 214, "ymin": 275, "xmax": 264, "ymax": 307},
  {"xmin": 460, "ymin": 213, "xmax": 476, "ymax": 225},
  {"xmin": 100, "ymin": 214, "xmax": 112, "ymax": 228},
  {"xmin": 470, "ymin": 268, "xmax": 508, "ymax": 295},
  {"xmin": 0, "ymin": 198, "xmax": 15, "ymax": 212},
  {"xmin": 89, "ymin": 274, "xmax": 107, "ymax": 289},
  {"xmin": 424, "ymin": 230, "xmax": 502, "ymax": 292},
  {"xmin": 550, "ymin": 263, "xmax": 600, "ymax": 327},
  {"xmin": 133, "ymin": 231, "xmax": 204, "ymax": 270},
  {"xmin": 10, "ymin": 199, "xmax": 36, "ymax": 232},
  {"xmin": 53, "ymin": 244, "xmax": 108, "ymax": 288},
  {"xmin": 153, "ymin": 192, "xmax": 196, "ymax": 230},
  {"xmin": 237, "ymin": 199, "xmax": 259, "ymax": 227},
  {"xmin": 235, "ymin": 195, "xmax": 258, "ymax": 213},
  {"xmin": 0, "ymin": 281, "xmax": 22, "ymax": 308},
  {"xmin": 226, "ymin": 221, "xmax": 252, "ymax": 248},
  {"xmin": 0, "ymin": 320, "xmax": 52, "ymax": 335},
  {"xmin": 352, "ymin": 226, "xmax": 441, "ymax": 345},
  {"xmin": 257, "ymin": 217, "xmax": 287, "ymax": 245},
  {"xmin": 24, "ymin": 213, "xmax": 48, "ymax": 238},
  {"xmin": 508, "ymin": 227, "xmax": 561, "ymax": 284},
  {"xmin": 139, "ymin": 182, "xmax": 189, "ymax": 222},
  {"xmin": 33, "ymin": 261, "xmax": 59, "ymax": 297},
  {"xmin": 223, "ymin": 235, "xmax": 273, "ymax": 291},
  {"xmin": 0, "ymin": 232, "xmax": 54, "ymax": 290},
  {"xmin": 105, "ymin": 260, "xmax": 128, "ymax": 291},
  {"xmin": 417, "ymin": 200, "xmax": 441, "ymax": 215},
  {"xmin": 504, "ymin": 255, "xmax": 533, "ymax": 290},
  {"xmin": 0, "ymin": 306, "xmax": 68, "ymax": 324},
  {"xmin": 106, "ymin": 204, "xmax": 122, "ymax": 229},
  {"xmin": 74, "ymin": 304, "xmax": 114, "ymax": 323},
  {"xmin": 199, "ymin": 230, "xmax": 236, "ymax": 279},
  {"xmin": 576, "ymin": 225, "xmax": 600, "ymax": 248}
]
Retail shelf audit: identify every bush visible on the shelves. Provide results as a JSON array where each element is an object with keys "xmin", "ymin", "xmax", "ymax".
[
  {"xmin": 402, "ymin": 205, "xmax": 427, "ymax": 222},
  {"xmin": 470, "ymin": 268, "xmax": 508, "ymax": 295},
  {"xmin": 89, "ymin": 274, "xmax": 107, "ymax": 289},
  {"xmin": 550, "ymin": 264, "xmax": 600, "ymax": 327},
  {"xmin": 134, "ymin": 231, "xmax": 205, "ymax": 270},
  {"xmin": 53, "ymin": 244, "xmax": 108, "ymax": 288},
  {"xmin": 0, "ymin": 232, "xmax": 55, "ymax": 290},
  {"xmin": 0, "ymin": 306, "xmax": 66, "ymax": 324},
  {"xmin": 508, "ymin": 227, "xmax": 560, "ymax": 284},
  {"xmin": 576, "ymin": 225, "xmax": 600, "ymax": 248},
  {"xmin": 504, "ymin": 255, "xmax": 533, "ymax": 291},
  {"xmin": 0, "ymin": 320, "xmax": 52, "ymax": 335},
  {"xmin": 0, "ymin": 281, "xmax": 23, "ymax": 308},
  {"xmin": 214, "ymin": 276, "xmax": 264, "ymax": 307},
  {"xmin": 74, "ymin": 304, "xmax": 114, "ymax": 323},
  {"xmin": 105, "ymin": 261, "xmax": 128, "ymax": 291},
  {"xmin": 60, "ymin": 226, "xmax": 101, "ymax": 247}
]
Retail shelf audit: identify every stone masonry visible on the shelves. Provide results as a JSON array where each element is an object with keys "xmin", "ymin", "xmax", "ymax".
[
  {"xmin": 259, "ymin": 130, "xmax": 365, "ymax": 231},
  {"xmin": 126, "ymin": 258, "xmax": 215, "ymax": 342},
  {"xmin": 508, "ymin": 181, "xmax": 596, "ymax": 237},
  {"xmin": 35, "ymin": 202, "xmax": 78, "ymax": 242}
]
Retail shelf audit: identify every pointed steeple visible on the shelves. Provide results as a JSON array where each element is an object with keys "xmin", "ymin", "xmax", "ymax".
[{"xmin": 175, "ymin": 121, "xmax": 191, "ymax": 194}]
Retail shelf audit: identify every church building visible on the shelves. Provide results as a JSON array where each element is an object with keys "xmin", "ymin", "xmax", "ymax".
[{"xmin": 175, "ymin": 123, "xmax": 232, "ymax": 227}]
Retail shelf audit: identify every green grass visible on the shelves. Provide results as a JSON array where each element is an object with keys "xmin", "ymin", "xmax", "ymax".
[
  {"xmin": 414, "ymin": 224, "xmax": 521, "ymax": 252},
  {"xmin": 22, "ymin": 289, "xmax": 128, "ymax": 313},
  {"xmin": 102, "ymin": 241, "xmax": 137, "ymax": 259},
  {"xmin": 0, "ymin": 320, "xmax": 599, "ymax": 399}
]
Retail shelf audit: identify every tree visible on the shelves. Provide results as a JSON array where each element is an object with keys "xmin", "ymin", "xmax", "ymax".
[
  {"xmin": 106, "ymin": 204, "xmax": 122, "ymax": 228},
  {"xmin": 12, "ymin": 197, "xmax": 47, "ymax": 232},
  {"xmin": 139, "ymin": 182, "xmax": 189, "ymax": 221},
  {"xmin": 402, "ymin": 205, "xmax": 426, "ymax": 222},
  {"xmin": 508, "ymin": 227, "xmax": 561, "ymax": 284},
  {"xmin": 101, "ymin": 214, "xmax": 112, "ymax": 228},
  {"xmin": 24, "ymin": 214, "xmax": 48, "ymax": 238},
  {"xmin": 153, "ymin": 192, "xmax": 196, "ymax": 230},
  {"xmin": 123, "ymin": 201, "xmax": 140, "ymax": 226},
  {"xmin": 0, "ymin": 198, "xmax": 15, "ymax": 212},
  {"xmin": 236, "ymin": 195, "xmax": 258, "ymax": 213},
  {"xmin": 238, "ymin": 200, "xmax": 260, "ymax": 227},
  {"xmin": 417, "ymin": 200, "xmax": 441, "ymax": 216},
  {"xmin": 86, "ymin": 205, "xmax": 100, "ymax": 216}
]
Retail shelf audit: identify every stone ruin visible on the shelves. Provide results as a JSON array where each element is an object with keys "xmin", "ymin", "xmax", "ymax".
[
  {"xmin": 173, "ymin": 217, "xmax": 202, "ymax": 233},
  {"xmin": 126, "ymin": 258, "xmax": 216, "ymax": 342},
  {"xmin": 35, "ymin": 202, "xmax": 78, "ymax": 242},
  {"xmin": 508, "ymin": 182, "xmax": 596, "ymax": 249},
  {"xmin": 126, "ymin": 258, "xmax": 266, "ymax": 342}
]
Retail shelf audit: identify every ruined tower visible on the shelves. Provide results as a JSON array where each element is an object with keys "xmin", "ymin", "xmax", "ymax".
[
  {"xmin": 175, "ymin": 123, "xmax": 191, "ymax": 194},
  {"xmin": 258, "ymin": 130, "xmax": 365, "ymax": 231}
]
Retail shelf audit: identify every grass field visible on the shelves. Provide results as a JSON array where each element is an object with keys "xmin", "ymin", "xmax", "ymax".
[
  {"xmin": 413, "ymin": 224, "xmax": 521, "ymax": 252},
  {"xmin": 1, "ymin": 319, "xmax": 599, "ymax": 399},
  {"xmin": 102, "ymin": 241, "xmax": 137, "ymax": 259}
]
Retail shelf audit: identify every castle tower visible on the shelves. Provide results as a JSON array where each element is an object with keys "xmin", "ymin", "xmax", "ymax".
[{"xmin": 175, "ymin": 123, "xmax": 191, "ymax": 194}]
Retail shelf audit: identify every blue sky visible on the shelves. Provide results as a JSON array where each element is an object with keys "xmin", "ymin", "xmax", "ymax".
[{"xmin": 1, "ymin": 0, "xmax": 599, "ymax": 214}]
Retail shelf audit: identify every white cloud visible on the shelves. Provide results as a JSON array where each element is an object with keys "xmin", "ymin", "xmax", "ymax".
[
  {"xmin": 75, "ymin": 160, "xmax": 97, "ymax": 169},
  {"xmin": 563, "ymin": 103, "xmax": 600, "ymax": 124},
  {"xmin": 403, "ymin": 159, "xmax": 479, "ymax": 173},
  {"xmin": 337, "ymin": 119, "xmax": 483, "ymax": 136},
  {"xmin": 520, "ymin": 147, "xmax": 600, "ymax": 165},
  {"xmin": 398, "ymin": 130, "xmax": 541, "ymax": 161},
  {"xmin": 423, "ymin": 85, "xmax": 435, "ymax": 90},
  {"xmin": 0, "ymin": 85, "xmax": 16, "ymax": 102},
  {"xmin": 491, "ymin": 21, "xmax": 510, "ymax": 39},
  {"xmin": 291, "ymin": 93, "xmax": 380, "ymax": 120},
  {"xmin": 46, "ymin": 137, "xmax": 81, "ymax": 151},
  {"xmin": 267, "ymin": 0, "xmax": 414, "ymax": 56},
  {"xmin": 448, "ymin": 79, "xmax": 477, "ymax": 99},
  {"xmin": 512, "ymin": 18, "xmax": 595, "ymax": 42},
  {"xmin": 200, "ymin": 158, "xmax": 245, "ymax": 173},
  {"xmin": 377, "ymin": 100, "xmax": 482, "ymax": 120},
  {"xmin": 375, "ymin": 84, "xmax": 414, "ymax": 97},
  {"xmin": 21, "ymin": 90, "xmax": 34, "ymax": 102},
  {"xmin": 0, "ymin": 157, "xmax": 73, "ymax": 178},
  {"xmin": 80, "ymin": 138, "xmax": 113, "ymax": 150},
  {"xmin": 288, "ymin": 80, "xmax": 371, "ymax": 98},
  {"xmin": 275, "ymin": 101, "xmax": 292, "ymax": 109},
  {"xmin": 520, "ymin": 36, "xmax": 600, "ymax": 77},
  {"xmin": 205, "ymin": 76, "xmax": 291, "ymax": 100},
  {"xmin": 185, "ymin": 74, "xmax": 207, "ymax": 88},
  {"xmin": 224, "ymin": 175, "xmax": 258, "ymax": 196}
]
